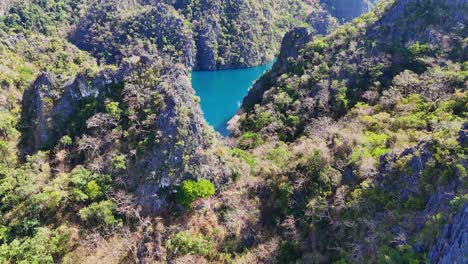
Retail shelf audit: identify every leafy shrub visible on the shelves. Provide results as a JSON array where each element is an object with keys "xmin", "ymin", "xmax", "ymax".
[
  {"xmin": 0, "ymin": 112, "xmax": 19, "ymax": 139},
  {"xmin": 166, "ymin": 231, "xmax": 213, "ymax": 256},
  {"xmin": 111, "ymin": 154, "xmax": 126, "ymax": 170},
  {"xmin": 69, "ymin": 166, "xmax": 111, "ymax": 202},
  {"xmin": 377, "ymin": 244, "xmax": 425, "ymax": 264},
  {"xmin": 254, "ymin": 111, "xmax": 273, "ymax": 130},
  {"xmin": 408, "ymin": 42, "xmax": 429, "ymax": 57},
  {"xmin": 309, "ymin": 38, "xmax": 328, "ymax": 53},
  {"xmin": 0, "ymin": 227, "xmax": 69, "ymax": 264},
  {"xmin": 276, "ymin": 182, "xmax": 294, "ymax": 214},
  {"xmin": 232, "ymin": 148, "xmax": 255, "ymax": 168},
  {"xmin": 402, "ymin": 195, "xmax": 426, "ymax": 211},
  {"xmin": 78, "ymin": 200, "xmax": 118, "ymax": 227},
  {"xmin": 450, "ymin": 194, "xmax": 468, "ymax": 212},
  {"xmin": 58, "ymin": 135, "xmax": 72, "ymax": 147},
  {"xmin": 351, "ymin": 132, "xmax": 390, "ymax": 162},
  {"xmin": 395, "ymin": 114, "xmax": 427, "ymax": 129},
  {"xmin": 277, "ymin": 241, "xmax": 301, "ymax": 264},
  {"xmin": 84, "ymin": 181, "xmax": 103, "ymax": 201},
  {"xmin": 238, "ymin": 131, "xmax": 264, "ymax": 150},
  {"xmin": 105, "ymin": 101, "xmax": 122, "ymax": 119},
  {"xmin": 287, "ymin": 115, "xmax": 301, "ymax": 128},
  {"xmin": 176, "ymin": 179, "xmax": 215, "ymax": 209},
  {"xmin": 267, "ymin": 142, "xmax": 291, "ymax": 167},
  {"xmin": 274, "ymin": 91, "xmax": 293, "ymax": 112},
  {"xmin": 415, "ymin": 213, "xmax": 446, "ymax": 245},
  {"xmin": 333, "ymin": 85, "xmax": 349, "ymax": 116}
]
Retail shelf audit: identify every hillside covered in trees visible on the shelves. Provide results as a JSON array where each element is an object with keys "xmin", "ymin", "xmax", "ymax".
[{"xmin": 0, "ymin": 0, "xmax": 467, "ymax": 263}]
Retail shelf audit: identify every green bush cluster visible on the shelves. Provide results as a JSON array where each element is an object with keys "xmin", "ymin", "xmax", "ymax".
[
  {"xmin": 377, "ymin": 244, "xmax": 426, "ymax": 264},
  {"xmin": 166, "ymin": 231, "xmax": 213, "ymax": 256},
  {"xmin": 238, "ymin": 131, "xmax": 264, "ymax": 150},
  {"xmin": 69, "ymin": 166, "xmax": 111, "ymax": 203},
  {"xmin": 78, "ymin": 200, "xmax": 118, "ymax": 227},
  {"xmin": 0, "ymin": 227, "xmax": 70, "ymax": 264},
  {"xmin": 176, "ymin": 179, "xmax": 215, "ymax": 209},
  {"xmin": 0, "ymin": 0, "xmax": 82, "ymax": 35}
]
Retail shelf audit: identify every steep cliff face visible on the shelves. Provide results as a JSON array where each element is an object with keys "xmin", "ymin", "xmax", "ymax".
[
  {"xmin": 376, "ymin": 136, "xmax": 467, "ymax": 260},
  {"xmin": 72, "ymin": 1, "xmax": 196, "ymax": 67},
  {"xmin": 20, "ymin": 55, "xmax": 230, "ymax": 213},
  {"xmin": 427, "ymin": 126, "xmax": 468, "ymax": 264},
  {"xmin": 20, "ymin": 72, "xmax": 56, "ymax": 153},
  {"xmin": 20, "ymin": 70, "xmax": 103, "ymax": 154},
  {"xmin": 429, "ymin": 204, "xmax": 468, "ymax": 264},
  {"xmin": 71, "ymin": 0, "xmax": 315, "ymax": 70},
  {"xmin": 189, "ymin": 0, "xmax": 313, "ymax": 70}
]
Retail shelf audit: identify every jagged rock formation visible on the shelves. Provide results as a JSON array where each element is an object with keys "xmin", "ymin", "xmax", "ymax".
[
  {"xmin": 70, "ymin": 0, "xmax": 378, "ymax": 70},
  {"xmin": 379, "ymin": 141, "xmax": 434, "ymax": 200},
  {"xmin": 71, "ymin": 0, "xmax": 316, "ymax": 70},
  {"xmin": 21, "ymin": 71, "xmax": 103, "ymax": 153},
  {"xmin": 377, "ymin": 135, "xmax": 466, "ymax": 259},
  {"xmin": 20, "ymin": 72, "xmax": 57, "ymax": 153},
  {"xmin": 20, "ymin": 55, "xmax": 230, "ymax": 213},
  {"xmin": 429, "ymin": 204, "xmax": 468, "ymax": 264},
  {"xmin": 1, "ymin": 0, "xmax": 467, "ymax": 262},
  {"xmin": 72, "ymin": 1, "xmax": 195, "ymax": 67},
  {"xmin": 305, "ymin": 3, "xmax": 340, "ymax": 35},
  {"xmin": 277, "ymin": 28, "xmax": 313, "ymax": 68},
  {"xmin": 241, "ymin": 26, "xmax": 312, "ymax": 112}
]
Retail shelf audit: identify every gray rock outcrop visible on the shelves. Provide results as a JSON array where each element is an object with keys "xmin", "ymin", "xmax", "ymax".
[
  {"xmin": 429, "ymin": 204, "xmax": 468, "ymax": 264},
  {"xmin": 21, "ymin": 55, "xmax": 230, "ymax": 214},
  {"xmin": 21, "ymin": 72, "xmax": 100, "ymax": 153}
]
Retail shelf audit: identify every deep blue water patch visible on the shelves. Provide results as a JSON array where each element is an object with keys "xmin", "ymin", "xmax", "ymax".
[{"xmin": 191, "ymin": 61, "xmax": 275, "ymax": 136}]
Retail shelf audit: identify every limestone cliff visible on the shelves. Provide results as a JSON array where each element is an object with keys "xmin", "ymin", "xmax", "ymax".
[{"xmin": 20, "ymin": 55, "xmax": 231, "ymax": 213}]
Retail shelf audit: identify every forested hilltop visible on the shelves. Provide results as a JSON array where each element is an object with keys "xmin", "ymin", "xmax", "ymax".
[
  {"xmin": 0, "ymin": 0, "xmax": 467, "ymax": 263},
  {"xmin": 0, "ymin": 0, "xmax": 376, "ymax": 70}
]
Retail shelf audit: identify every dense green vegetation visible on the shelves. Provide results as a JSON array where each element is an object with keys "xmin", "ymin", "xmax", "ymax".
[
  {"xmin": 176, "ymin": 179, "xmax": 216, "ymax": 209},
  {"xmin": 0, "ymin": 0, "xmax": 83, "ymax": 35},
  {"xmin": 70, "ymin": 0, "xmax": 318, "ymax": 70}
]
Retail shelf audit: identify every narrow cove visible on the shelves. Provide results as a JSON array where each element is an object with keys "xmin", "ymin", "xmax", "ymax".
[{"xmin": 191, "ymin": 60, "xmax": 275, "ymax": 136}]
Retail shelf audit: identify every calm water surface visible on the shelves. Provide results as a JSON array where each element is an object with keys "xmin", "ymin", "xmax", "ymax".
[{"xmin": 191, "ymin": 61, "xmax": 275, "ymax": 136}]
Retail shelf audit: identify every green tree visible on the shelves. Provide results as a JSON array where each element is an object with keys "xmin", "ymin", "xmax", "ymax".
[
  {"xmin": 78, "ymin": 200, "xmax": 118, "ymax": 227},
  {"xmin": 105, "ymin": 101, "xmax": 122, "ymax": 119},
  {"xmin": 176, "ymin": 179, "xmax": 215, "ymax": 209}
]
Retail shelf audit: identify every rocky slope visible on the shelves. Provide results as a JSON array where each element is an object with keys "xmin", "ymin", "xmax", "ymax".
[
  {"xmin": 1, "ymin": 0, "xmax": 381, "ymax": 70},
  {"xmin": 429, "ymin": 204, "xmax": 468, "ymax": 264},
  {"xmin": 69, "ymin": 0, "xmax": 380, "ymax": 70},
  {"xmin": 0, "ymin": 0, "xmax": 466, "ymax": 263},
  {"xmin": 228, "ymin": 0, "xmax": 467, "ymax": 262},
  {"xmin": 70, "ymin": 0, "xmax": 317, "ymax": 70},
  {"xmin": 20, "ymin": 54, "xmax": 233, "ymax": 213},
  {"xmin": 240, "ymin": 0, "xmax": 466, "ymax": 133}
]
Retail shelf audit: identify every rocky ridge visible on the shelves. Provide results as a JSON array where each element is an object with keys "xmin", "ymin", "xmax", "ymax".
[{"xmin": 20, "ymin": 55, "xmax": 231, "ymax": 213}]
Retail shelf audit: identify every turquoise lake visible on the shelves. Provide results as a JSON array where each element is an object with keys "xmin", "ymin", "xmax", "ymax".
[{"xmin": 191, "ymin": 61, "xmax": 275, "ymax": 136}]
